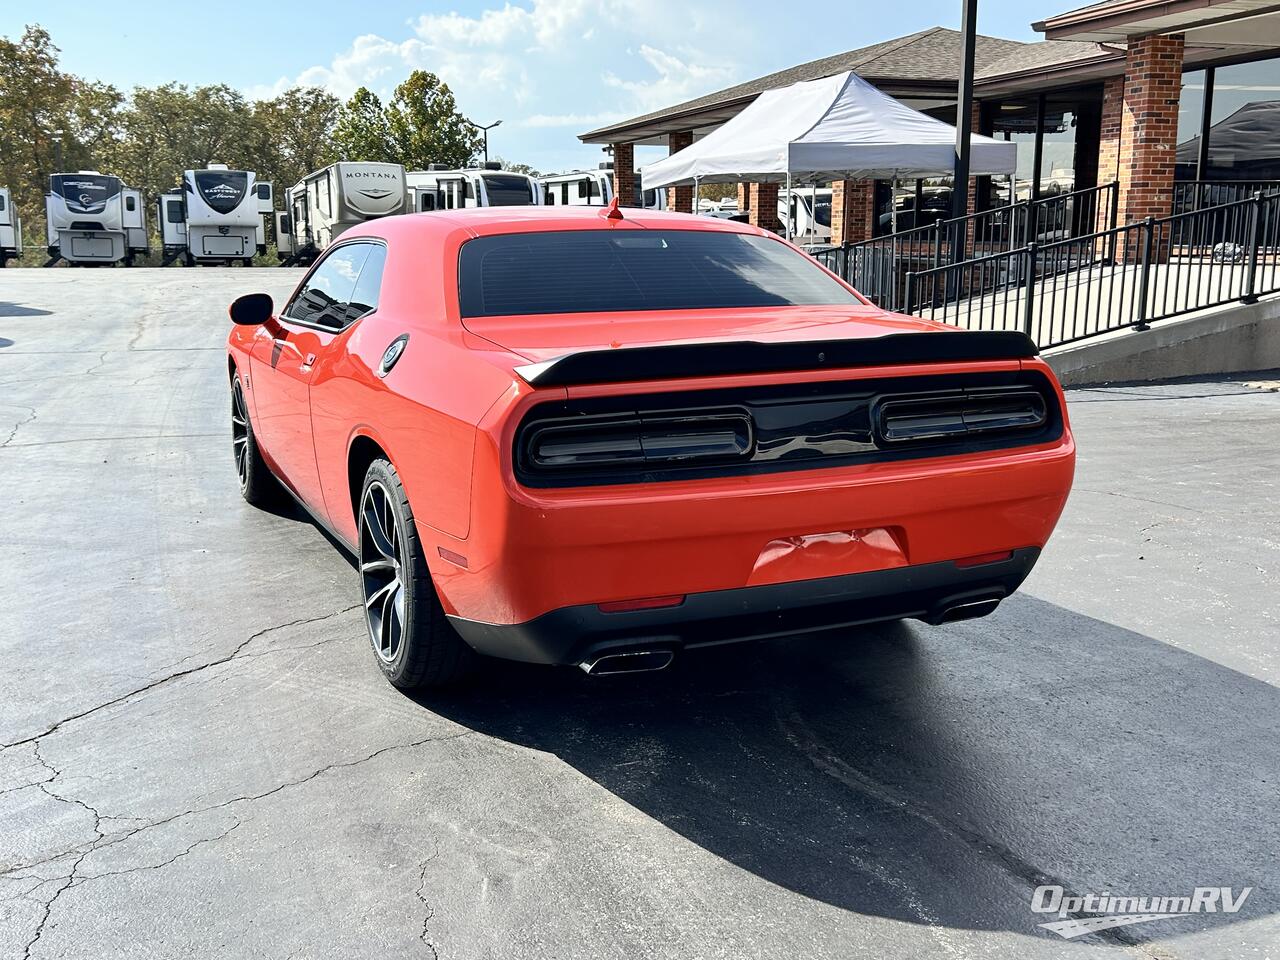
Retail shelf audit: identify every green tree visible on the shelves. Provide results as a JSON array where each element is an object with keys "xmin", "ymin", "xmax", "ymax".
[
  {"xmin": 108, "ymin": 82, "xmax": 257, "ymax": 199},
  {"xmin": 385, "ymin": 71, "xmax": 482, "ymax": 169},
  {"xmin": 333, "ymin": 87, "xmax": 394, "ymax": 162},
  {"xmin": 252, "ymin": 86, "xmax": 341, "ymax": 190},
  {"xmin": 0, "ymin": 25, "xmax": 123, "ymax": 244},
  {"xmin": 494, "ymin": 158, "xmax": 542, "ymax": 177}
]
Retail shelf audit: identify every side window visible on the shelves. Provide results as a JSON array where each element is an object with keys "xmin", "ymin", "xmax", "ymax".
[
  {"xmin": 284, "ymin": 243, "xmax": 372, "ymax": 330},
  {"xmin": 577, "ymin": 180, "xmax": 589, "ymax": 199},
  {"xmin": 166, "ymin": 199, "xmax": 185, "ymax": 223},
  {"xmin": 126, "ymin": 195, "xmax": 137, "ymax": 212},
  {"xmin": 420, "ymin": 191, "xmax": 436, "ymax": 212},
  {"xmin": 348, "ymin": 244, "xmax": 387, "ymax": 319},
  {"xmin": 0, "ymin": 194, "xmax": 8, "ymax": 212}
]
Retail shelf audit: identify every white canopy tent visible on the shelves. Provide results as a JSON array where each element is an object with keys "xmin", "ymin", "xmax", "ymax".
[{"xmin": 640, "ymin": 70, "xmax": 1018, "ymax": 237}]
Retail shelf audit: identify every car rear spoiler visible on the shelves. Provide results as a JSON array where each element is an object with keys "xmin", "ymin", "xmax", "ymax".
[{"xmin": 514, "ymin": 330, "xmax": 1038, "ymax": 387}]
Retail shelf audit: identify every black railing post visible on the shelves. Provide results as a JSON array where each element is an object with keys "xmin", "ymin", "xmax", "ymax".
[
  {"xmin": 1135, "ymin": 217, "xmax": 1154, "ymax": 330},
  {"xmin": 932, "ymin": 221, "xmax": 944, "ymax": 270},
  {"xmin": 1107, "ymin": 183, "xmax": 1120, "ymax": 263},
  {"xmin": 905, "ymin": 271, "xmax": 917, "ymax": 315},
  {"xmin": 1022, "ymin": 242, "xmax": 1038, "ymax": 337},
  {"xmin": 1243, "ymin": 191, "xmax": 1262, "ymax": 304}
]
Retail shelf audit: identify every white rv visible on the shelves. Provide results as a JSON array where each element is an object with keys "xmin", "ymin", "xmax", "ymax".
[
  {"xmin": 780, "ymin": 188, "xmax": 833, "ymax": 243},
  {"xmin": 407, "ymin": 162, "xmax": 542, "ymax": 213},
  {"xmin": 45, "ymin": 172, "xmax": 148, "ymax": 266},
  {"xmin": 279, "ymin": 162, "xmax": 408, "ymax": 266},
  {"xmin": 540, "ymin": 168, "xmax": 612, "ymax": 207},
  {"xmin": 156, "ymin": 189, "xmax": 187, "ymax": 265},
  {"xmin": 180, "ymin": 165, "xmax": 270, "ymax": 266},
  {"xmin": 0, "ymin": 188, "xmax": 20, "ymax": 266},
  {"xmin": 539, "ymin": 165, "xmax": 666, "ymax": 209}
]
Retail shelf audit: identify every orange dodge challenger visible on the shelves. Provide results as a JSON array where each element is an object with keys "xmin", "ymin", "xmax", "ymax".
[{"xmin": 226, "ymin": 204, "xmax": 1074, "ymax": 688}]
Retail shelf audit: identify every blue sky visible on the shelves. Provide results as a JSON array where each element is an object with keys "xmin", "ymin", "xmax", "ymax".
[{"xmin": 2, "ymin": 1, "xmax": 1048, "ymax": 173}]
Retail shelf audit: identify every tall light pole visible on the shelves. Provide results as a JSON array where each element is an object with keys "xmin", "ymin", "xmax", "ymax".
[
  {"xmin": 471, "ymin": 120, "xmax": 503, "ymax": 164},
  {"xmin": 950, "ymin": 0, "xmax": 979, "ymax": 269}
]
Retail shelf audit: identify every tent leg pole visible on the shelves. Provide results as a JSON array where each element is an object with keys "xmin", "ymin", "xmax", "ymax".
[
  {"xmin": 891, "ymin": 172, "xmax": 899, "ymax": 236},
  {"xmin": 785, "ymin": 173, "xmax": 792, "ymax": 240}
]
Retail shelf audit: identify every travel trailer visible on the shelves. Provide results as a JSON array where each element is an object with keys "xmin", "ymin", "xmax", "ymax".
[
  {"xmin": 539, "ymin": 165, "xmax": 666, "ymax": 209},
  {"xmin": 279, "ymin": 162, "xmax": 409, "ymax": 266},
  {"xmin": 156, "ymin": 189, "xmax": 187, "ymax": 265},
  {"xmin": 407, "ymin": 162, "xmax": 542, "ymax": 212},
  {"xmin": 0, "ymin": 187, "xmax": 20, "ymax": 266},
  {"xmin": 780, "ymin": 188, "xmax": 833, "ymax": 244},
  {"xmin": 45, "ymin": 172, "xmax": 148, "ymax": 266},
  {"xmin": 181, "ymin": 165, "xmax": 270, "ymax": 266}
]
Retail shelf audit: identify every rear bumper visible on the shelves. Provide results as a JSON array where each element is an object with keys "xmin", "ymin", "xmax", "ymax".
[{"xmin": 447, "ymin": 547, "xmax": 1039, "ymax": 666}]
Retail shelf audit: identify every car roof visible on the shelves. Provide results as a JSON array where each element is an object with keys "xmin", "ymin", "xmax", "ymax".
[{"xmin": 346, "ymin": 205, "xmax": 771, "ymax": 242}]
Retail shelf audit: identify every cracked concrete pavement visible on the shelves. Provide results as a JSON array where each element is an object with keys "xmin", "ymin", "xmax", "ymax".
[{"xmin": 0, "ymin": 270, "xmax": 1277, "ymax": 958}]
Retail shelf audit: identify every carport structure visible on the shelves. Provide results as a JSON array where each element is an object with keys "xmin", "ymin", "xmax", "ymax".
[{"xmin": 581, "ymin": 3, "xmax": 1280, "ymax": 244}]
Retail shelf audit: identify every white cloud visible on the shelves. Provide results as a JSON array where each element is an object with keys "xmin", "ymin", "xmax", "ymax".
[
  {"xmin": 603, "ymin": 45, "xmax": 736, "ymax": 112},
  {"xmin": 251, "ymin": 0, "xmax": 744, "ymax": 170}
]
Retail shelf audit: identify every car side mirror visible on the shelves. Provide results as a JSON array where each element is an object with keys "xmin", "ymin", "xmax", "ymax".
[{"xmin": 229, "ymin": 293, "xmax": 274, "ymax": 326}]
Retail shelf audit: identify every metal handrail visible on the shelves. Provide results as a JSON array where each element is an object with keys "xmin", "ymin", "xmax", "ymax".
[{"xmin": 900, "ymin": 191, "xmax": 1280, "ymax": 350}]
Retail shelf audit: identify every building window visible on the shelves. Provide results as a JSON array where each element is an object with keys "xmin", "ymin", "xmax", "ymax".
[{"xmin": 1177, "ymin": 57, "xmax": 1280, "ymax": 182}]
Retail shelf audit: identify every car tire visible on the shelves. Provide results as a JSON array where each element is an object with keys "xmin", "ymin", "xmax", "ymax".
[
  {"xmin": 358, "ymin": 458, "xmax": 474, "ymax": 690},
  {"xmin": 231, "ymin": 372, "xmax": 281, "ymax": 507}
]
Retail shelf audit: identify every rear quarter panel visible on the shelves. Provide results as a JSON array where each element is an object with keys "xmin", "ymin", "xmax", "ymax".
[{"xmin": 308, "ymin": 219, "xmax": 515, "ymax": 545}]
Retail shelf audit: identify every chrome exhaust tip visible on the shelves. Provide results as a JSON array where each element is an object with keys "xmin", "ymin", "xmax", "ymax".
[
  {"xmin": 579, "ymin": 649, "xmax": 675, "ymax": 676},
  {"xmin": 931, "ymin": 597, "xmax": 1001, "ymax": 624}
]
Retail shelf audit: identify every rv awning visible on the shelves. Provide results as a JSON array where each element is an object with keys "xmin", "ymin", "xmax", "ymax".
[{"xmin": 640, "ymin": 71, "xmax": 1017, "ymax": 188}]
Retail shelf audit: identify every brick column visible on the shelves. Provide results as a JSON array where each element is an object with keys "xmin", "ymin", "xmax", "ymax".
[
  {"xmin": 666, "ymin": 131, "xmax": 694, "ymax": 213},
  {"xmin": 1096, "ymin": 76, "xmax": 1125, "ymax": 239},
  {"xmin": 611, "ymin": 142, "xmax": 637, "ymax": 207},
  {"xmin": 749, "ymin": 182, "xmax": 781, "ymax": 232},
  {"xmin": 737, "ymin": 182, "xmax": 751, "ymax": 215},
  {"xmin": 1117, "ymin": 34, "xmax": 1185, "ymax": 260},
  {"xmin": 967, "ymin": 98, "xmax": 983, "ymax": 218},
  {"xmin": 830, "ymin": 179, "xmax": 875, "ymax": 245}
]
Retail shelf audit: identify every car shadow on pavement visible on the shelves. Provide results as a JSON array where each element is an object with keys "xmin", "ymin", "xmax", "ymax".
[
  {"xmin": 417, "ymin": 594, "xmax": 1278, "ymax": 942},
  {"xmin": 0, "ymin": 302, "xmax": 53, "ymax": 318}
]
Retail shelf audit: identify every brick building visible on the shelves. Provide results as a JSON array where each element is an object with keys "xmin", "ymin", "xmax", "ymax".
[{"xmin": 580, "ymin": 0, "xmax": 1280, "ymax": 245}]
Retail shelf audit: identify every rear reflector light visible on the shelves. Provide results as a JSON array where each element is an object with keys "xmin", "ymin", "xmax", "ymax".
[
  {"xmin": 597, "ymin": 595, "xmax": 686, "ymax": 613},
  {"xmin": 875, "ymin": 390, "xmax": 1046, "ymax": 444},
  {"xmin": 954, "ymin": 550, "xmax": 1015, "ymax": 568},
  {"xmin": 526, "ymin": 410, "xmax": 753, "ymax": 471}
]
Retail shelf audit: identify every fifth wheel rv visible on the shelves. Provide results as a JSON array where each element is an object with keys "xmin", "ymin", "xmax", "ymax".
[
  {"xmin": 0, "ymin": 187, "xmax": 21, "ymax": 266},
  {"xmin": 539, "ymin": 164, "xmax": 666, "ymax": 209},
  {"xmin": 407, "ymin": 162, "xmax": 542, "ymax": 212},
  {"xmin": 45, "ymin": 172, "xmax": 148, "ymax": 266},
  {"xmin": 181, "ymin": 165, "xmax": 271, "ymax": 266},
  {"xmin": 278, "ymin": 162, "xmax": 408, "ymax": 266}
]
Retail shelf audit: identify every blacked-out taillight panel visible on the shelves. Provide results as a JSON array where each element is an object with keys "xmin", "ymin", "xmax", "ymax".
[{"xmin": 514, "ymin": 370, "xmax": 1063, "ymax": 487}]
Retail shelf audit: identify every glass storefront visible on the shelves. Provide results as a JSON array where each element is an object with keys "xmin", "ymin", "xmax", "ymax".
[{"xmin": 1177, "ymin": 55, "xmax": 1280, "ymax": 181}]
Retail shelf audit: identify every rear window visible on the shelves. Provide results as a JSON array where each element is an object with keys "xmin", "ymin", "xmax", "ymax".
[
  {"xmin": 458, "ymin": 229, "xmax": 857, "ymax": 318},
  {"xmin": 482, "ymin": 174, "xmax": 535, "ymax": 206}
]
